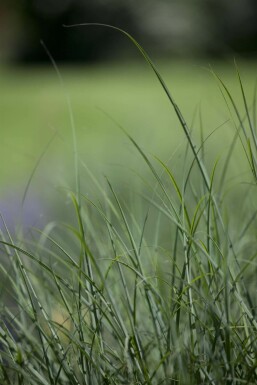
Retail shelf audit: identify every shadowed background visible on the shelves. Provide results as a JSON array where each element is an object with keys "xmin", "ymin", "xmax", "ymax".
[{"xmin": 1, "ymin": 0, "xmax": 257, "ymax": 63}]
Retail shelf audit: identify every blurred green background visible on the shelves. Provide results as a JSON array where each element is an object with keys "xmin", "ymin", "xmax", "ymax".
[{"xmin": 0, "ymin": 0, "xmax": 257, "ymax": 230}]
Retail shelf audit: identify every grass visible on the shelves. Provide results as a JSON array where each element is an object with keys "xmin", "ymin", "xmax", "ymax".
[{"xmin": 1, "ymin": 31, "xmax": 257, "ymax": 383}]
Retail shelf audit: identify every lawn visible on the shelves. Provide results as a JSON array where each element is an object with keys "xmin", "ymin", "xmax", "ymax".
[{"xmin": 1, "ymin": 60, "xmax": 256, "ymax": 185}]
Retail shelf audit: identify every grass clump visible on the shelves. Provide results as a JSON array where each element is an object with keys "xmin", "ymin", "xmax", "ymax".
[{"xmin": 1, "ymin": 28, "xmax": 257, "ymax": 385}]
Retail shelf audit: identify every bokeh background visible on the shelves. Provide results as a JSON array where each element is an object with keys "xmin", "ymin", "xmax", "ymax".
[
  {"xmin": 1, "ymin": 0, "xmax": 257, "ymax": 232},
  {"xmin": 1, "ymin": 0, "xmax": 257, "ymax": 63}
]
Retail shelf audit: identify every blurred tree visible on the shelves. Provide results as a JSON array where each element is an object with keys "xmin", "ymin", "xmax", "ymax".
[
  {"xmin": 223, "ymin": 0, "xmax": 257, "ymax": 56},
  {"xmin": 15, "ymin": 0, "xmax": 139, "ymax": 63},
  {"xmin": 201, "ymin": 0, "xmax": 257, "ymax": 57},
  {"xmin": 1, "ymin": 0, "xmax": 139, "ymax": 63},
  {"xmin": 1, "ymin": 0, "xmax": 257, "ymax": 63}
]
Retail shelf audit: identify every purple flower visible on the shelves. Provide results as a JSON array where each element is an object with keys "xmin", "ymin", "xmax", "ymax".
[{"xmin": 0, "ymin": 189, "xmax": 45, "ymax": 236}]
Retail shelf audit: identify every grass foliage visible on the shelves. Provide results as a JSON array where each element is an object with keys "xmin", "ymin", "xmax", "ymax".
[{"xmin": 1, "ymin": 28, "xmax": 257, "ymax": 384}]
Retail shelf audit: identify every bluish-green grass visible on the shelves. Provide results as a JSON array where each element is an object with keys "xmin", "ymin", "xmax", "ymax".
[{"xmin": 1, "ymin": 35, "xmax": 257, "ymax": 384}]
